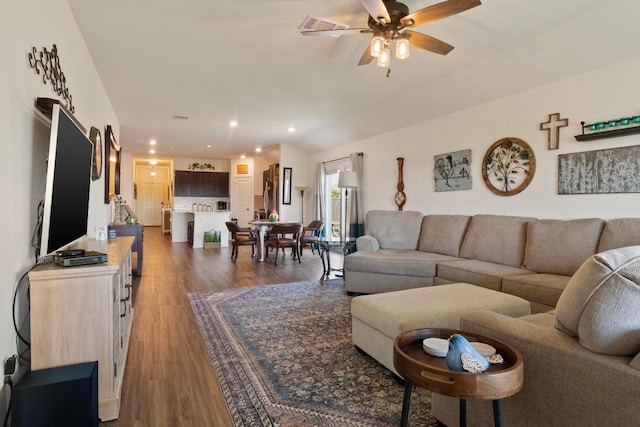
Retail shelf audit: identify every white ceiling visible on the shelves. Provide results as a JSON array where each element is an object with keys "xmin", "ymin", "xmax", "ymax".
[{"xmin": 67, "ymin": 0, "xmax": 640, "ymax": 161}]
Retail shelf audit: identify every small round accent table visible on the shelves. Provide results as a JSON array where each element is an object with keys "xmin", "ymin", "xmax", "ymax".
[{"xmin": 393, "ymin": 328, "xmax": 523, "ymax": 427}]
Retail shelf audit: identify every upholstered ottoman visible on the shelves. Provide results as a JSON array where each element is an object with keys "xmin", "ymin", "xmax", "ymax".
[{"xmin": 351, "ymin": 283, "xmax": 531, "ymax": 375}]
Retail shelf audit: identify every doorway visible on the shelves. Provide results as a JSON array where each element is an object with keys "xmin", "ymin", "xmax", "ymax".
[
  {"xmin": 136, "ymin": 165, "xmax": 169, "ymax": 226},
  {"xmin": 322, "ymin": 158, "xmax": 351, "ymax": 242},
  {"xmin": 232, "ymin": 176, "xmax": 253, "ymax": 228}
]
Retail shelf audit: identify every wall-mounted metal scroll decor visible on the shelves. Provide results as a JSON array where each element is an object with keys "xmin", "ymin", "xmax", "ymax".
[{"xmin": 28, "ymin": 44, "xmax": 75, "ymax": 113}]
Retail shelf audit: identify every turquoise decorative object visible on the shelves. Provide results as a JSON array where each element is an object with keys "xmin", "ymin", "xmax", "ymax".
[{"xmin": 577, "ymin": 115, "xmax": 640, "ymax": 141}]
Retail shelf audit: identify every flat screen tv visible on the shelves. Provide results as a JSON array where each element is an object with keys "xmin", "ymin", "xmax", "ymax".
[{"xmin": 38, "ymin": 104, "xmax": 93, "ymax": 259}]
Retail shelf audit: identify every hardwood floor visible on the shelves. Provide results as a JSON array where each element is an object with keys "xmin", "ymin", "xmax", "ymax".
[{"xmin": 105, "ymin": 226, "xmax": 336, "ymax": 426}]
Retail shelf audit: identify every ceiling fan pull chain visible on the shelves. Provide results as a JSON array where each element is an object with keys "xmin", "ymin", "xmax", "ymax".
[{"xmin": 386, "ymin": 67, "xmax": 391, "ymax": 78}]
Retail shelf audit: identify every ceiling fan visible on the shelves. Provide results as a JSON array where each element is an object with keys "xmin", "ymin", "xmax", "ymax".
[{"xmin": 300, "ymin": 0, "xmax": 481, "ymax": 73}]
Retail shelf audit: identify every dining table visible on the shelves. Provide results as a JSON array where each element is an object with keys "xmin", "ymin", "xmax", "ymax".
[{"xmin": 250, "ymin": 220, "xmax": 304, "ymax": 262}]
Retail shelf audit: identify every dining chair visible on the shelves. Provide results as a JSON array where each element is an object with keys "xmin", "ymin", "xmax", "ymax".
[
  {"xmin": 225, "ymin": 221, "xmax": 258, "ymax": 262},
  {"xmin": 300, "ymin": 220, "xmax": 324, "ymax": 255},
  {"xmin": 265, "ymin": 223, "xmax": 303, "ymax": 265}
]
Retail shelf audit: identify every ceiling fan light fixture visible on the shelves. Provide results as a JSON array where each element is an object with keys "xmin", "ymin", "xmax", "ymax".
[
  {"xmin": 377, "ymin": 47, "xmax": 391, "ymax": 67},
  {"xmin": 396, "ymin": 38, "xmax": 410, "ymax": 60},
  {"xmin": 370, "ymin": 36, "xmax": 384, "ymax": 58}
]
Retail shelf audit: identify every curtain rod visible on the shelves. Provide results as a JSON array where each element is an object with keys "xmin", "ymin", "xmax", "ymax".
[{"xmin": 322, "ymin": 152, "xmax": 363, "ymax": 165}]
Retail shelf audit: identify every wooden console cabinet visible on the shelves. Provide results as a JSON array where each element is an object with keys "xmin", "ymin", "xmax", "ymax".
[{"xmin": 27, "ymin": 237, "xmax": 135, "ymax": 421}]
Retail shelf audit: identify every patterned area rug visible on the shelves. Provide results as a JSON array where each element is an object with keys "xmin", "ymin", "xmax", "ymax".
[{"xmin": 188, "ymin": 279, "xmax": 437, "ymax": 426}]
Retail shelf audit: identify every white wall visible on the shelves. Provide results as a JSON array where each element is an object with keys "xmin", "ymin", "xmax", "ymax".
[
  {"xmin": 173, "ymin": 157, "xmax": 230, "ymax": 172},
  {"xmin": 279, "ymin": 143, "xmax": 310, "ymax": 222},
  {"xmin": 0, "ymin": 0, "xmax": 119, "ymax": 413},
  {"xmin": 310, "ymin": 56, "xmax": 640, "ymax": 220}
]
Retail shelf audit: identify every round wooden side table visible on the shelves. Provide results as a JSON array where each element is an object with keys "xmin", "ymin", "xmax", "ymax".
[{"xmin": 393, "ymin": 328, "xmax": 523, "ymax": 427}]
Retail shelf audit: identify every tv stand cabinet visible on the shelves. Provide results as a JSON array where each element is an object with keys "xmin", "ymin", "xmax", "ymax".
[{"xmin": 28, "ymin": 237, "xmax": 135, "ymax": 421}]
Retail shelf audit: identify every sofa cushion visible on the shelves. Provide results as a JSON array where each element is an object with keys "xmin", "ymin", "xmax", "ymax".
[
  {"xmin": 598, "ymin": 218, "xmax": 640, "ymax": 252},
  {"xmin": 523, "ymin": 218, "xmax": 604, "ymax": 276},
  {"xmin": 364, "ymin": 210, "xmax": 424, "ymax": 250},
  {"xmin": 460, "ymin": 215, "xmax": 534, "ymax": 267},
  {"xmin": 418, "ymin": 215, "xmax": 471, "ymax": 257},
  {"xmin": 345, "ymin": 249, "xmax": 460, "ymax": 277},
  {"xmin": 502, "ymin": 273, "xmax": 570, "ymax": 308},
  {"xmin": 436, "ymin": 259, "xmax": 534, "ymax": 292},
  {"xmin": 554, "ymin": 246, "xmax": 640, "ymax": 355}
]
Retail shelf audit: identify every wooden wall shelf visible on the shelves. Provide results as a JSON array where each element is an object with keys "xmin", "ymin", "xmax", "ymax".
[{"xmin": 575, "ymin": 125, "xmax": 640, "ymax": 141}]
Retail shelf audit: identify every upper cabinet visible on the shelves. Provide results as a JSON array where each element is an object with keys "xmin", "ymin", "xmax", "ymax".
[{"xmin": 174, "ymin": 171, "xmax": 229, "ymax": 197}]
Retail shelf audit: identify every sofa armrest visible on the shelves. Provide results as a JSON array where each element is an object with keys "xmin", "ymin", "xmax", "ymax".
[
  {"xmin": 631, "ymin": 352, "xmax": 640, "ymax": 371},
  {"xmin": 356, "ymin": 235, "xmax": 379, "ymax": 252},
  {"xmin": 432, "ymin": 310, "xmax": 640, "ymax": 427}
]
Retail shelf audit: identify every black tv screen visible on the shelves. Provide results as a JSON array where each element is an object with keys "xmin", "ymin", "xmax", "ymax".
[{"xmin": 39, "ymin": 104, "xmax": 93, "ymax": 258}]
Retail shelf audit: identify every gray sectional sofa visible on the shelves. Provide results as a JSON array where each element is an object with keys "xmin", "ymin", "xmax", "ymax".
[
  {"xmin": 431, "ymin": 245, "xmax": 640, "ymax": 426},
  {"xmin": 345, "ymin": 210, "xmax": 640, "ymax": 426},
  {"xmin": 345, "ymin": 210, "xmax": 640, "ymax": 312}
]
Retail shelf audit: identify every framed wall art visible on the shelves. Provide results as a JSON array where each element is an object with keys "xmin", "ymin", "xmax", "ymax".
[
  {"xmin": 558, "ymin": 145, "xmax": 640, "ymax": 194},
  {"xmin": 482, "ymin": 137, "xmax": 536, "ymax": 196},
  {"xmin": 434, "ymin": 149, "xmax": 471, "ymax": 192},
  {"xmin": 282, "ymin": 167, "xmax": 292, "ymax": 205}
]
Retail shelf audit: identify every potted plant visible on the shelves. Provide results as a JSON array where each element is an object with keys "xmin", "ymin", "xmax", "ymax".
[{"xmin": 204, "ymin": 230, "xmax": 221, "ymax": 249}]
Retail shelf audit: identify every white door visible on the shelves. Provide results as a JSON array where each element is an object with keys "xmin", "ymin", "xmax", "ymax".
[
  {"xmin": 140, "ymin": 183, "xmax": 164, "ymax": 225},
  {"xmin": 233, "ymin": 176, "xmax": 253, "ymax": 228}
]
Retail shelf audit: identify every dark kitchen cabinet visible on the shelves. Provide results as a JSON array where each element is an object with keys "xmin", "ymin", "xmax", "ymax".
[
  {"xmin": 174, "ymin": 171, "xmax": 229, "ymax": 197},
  {"xmin": 213, "ymin": 172, "xmax": 230, "ymax": 197},
  {"xmin": 202, "ymin": 173, "xmax": 216, "ymax": 197},
  {"xmin": 174, "ymin": 171, "xmax": 190, "ymax": 196},
  {"xmin": 189, "ymin": 172, "xmax": 205, "ymax": 197}
]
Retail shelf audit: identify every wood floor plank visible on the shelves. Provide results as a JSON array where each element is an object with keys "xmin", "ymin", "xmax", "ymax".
[{"xmin": 104, "ymin": 227, "xmax": 337, "ymax": 426}]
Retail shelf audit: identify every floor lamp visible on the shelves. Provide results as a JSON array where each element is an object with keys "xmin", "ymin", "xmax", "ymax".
[
  {"xmin": 338, "ymin": 171, "xmax": 358, "ymax": 242},
  {"xmin": 295, "ymin": 186, "xmax": 309, "ymax": 223}
]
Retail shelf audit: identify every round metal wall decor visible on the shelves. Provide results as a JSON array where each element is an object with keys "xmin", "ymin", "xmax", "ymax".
[{"xmin": 482, "ymin": 137, "xmax": 536, "ymax": 196}]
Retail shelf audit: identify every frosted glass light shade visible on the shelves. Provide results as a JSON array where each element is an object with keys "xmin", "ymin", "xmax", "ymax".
[
  {"xmin": 377, "ymin": 47, "xmax": 391, "ymax": 67},
  {"xmin": 396, "ymin": 38, "xmax": 410, "ymax": 59},
  {"xmin": 370, "ymin": 36, "xmax": 384, "ymax": 58}
]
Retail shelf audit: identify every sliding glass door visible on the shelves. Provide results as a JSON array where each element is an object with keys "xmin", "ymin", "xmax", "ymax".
[{"xmin": 322, "ymin": 158, "xmax": 351, "ymax": 242}]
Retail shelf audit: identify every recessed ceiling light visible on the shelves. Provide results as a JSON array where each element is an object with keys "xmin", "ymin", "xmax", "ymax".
[
  {"xmin": 206, "ymin": 144, "xmax": 212, "ymax": 148},
  {"xmin": 230, "ymin": 120, "xmax": 238, "ymax": 127},
  {"xmin": 287, "ymin": 127, "xmax": 295, "ymax": 133},
  {"xmin": 149, "ymin": 149, "xmax": 156, "ymax": 154},
  {"xmin": 149, "ymin": 140, "xmax": 157, "ymax": 145},
  {"xmin": 149, "ymin": 160, "xmax": 158, "ymax": 165},
  {"xmin": 255, "ymin": 147, "xmax": 262, "ymax": 153},
  {"xmin": 240, "ymin": 154, "xmax": 246, "ymax": 159}
]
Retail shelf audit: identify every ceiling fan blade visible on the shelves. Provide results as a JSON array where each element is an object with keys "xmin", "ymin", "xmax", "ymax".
[
  {"xmin": 404, "ymin": 30, "xmax": 454, "ymax": 55},
  {"xmin": 301, "ymin": 28, "xmax": 372, "ymax": 37},
  {"xmin": 361, "ymin": 0, "xmax": 391, "ymax": 24},
  {"xmin": 401, "ymin": 0, "xmax": 481, "ymax": 28},
  {"xmin": 358, "ymin": 47, "xmax": 375, "ymax": 66}
]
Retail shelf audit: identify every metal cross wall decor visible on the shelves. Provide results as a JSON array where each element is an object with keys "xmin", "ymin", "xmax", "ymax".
[{"xmin": 540, "ymin": 113, "xmax": 568, "ymax": 150}]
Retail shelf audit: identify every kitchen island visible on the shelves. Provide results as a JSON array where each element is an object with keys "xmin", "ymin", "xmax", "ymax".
[{"xmin": 171, "ymin": 210, "xmax": 231, "ymax": 248}]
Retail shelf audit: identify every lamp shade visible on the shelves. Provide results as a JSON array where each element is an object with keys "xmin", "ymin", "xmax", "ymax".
[{"xmin": 338, "ymin": 171, "xmax": 358, "ymax": 188}]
